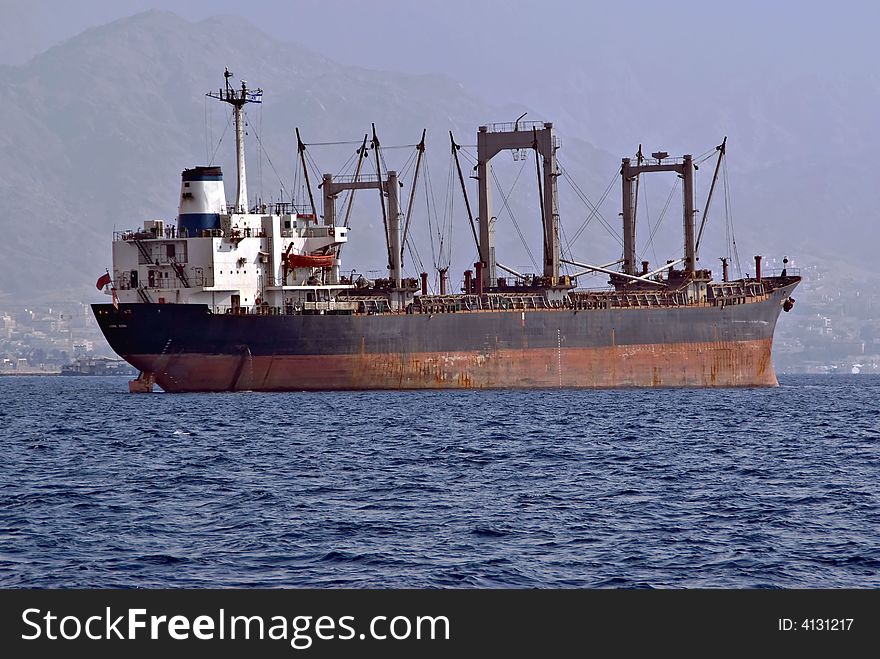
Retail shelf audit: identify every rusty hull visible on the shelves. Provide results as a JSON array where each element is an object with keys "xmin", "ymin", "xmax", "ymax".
[{"xmin": 126, "ymin": 337, "xmax": 776, "ymax": 392}]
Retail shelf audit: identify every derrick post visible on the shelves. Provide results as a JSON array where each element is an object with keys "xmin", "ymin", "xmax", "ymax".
[
  {"xmin": 542, "ymin": 123, "xmax": 560, "ymax": 284},
  {"xmin": 621, "ymin": 157, "xmax": 637, "ymax": 276},
  {"xmin": 476, "ymin": 126, "xmax": 496, "ymax": 290},
  {"xmin": 682, "ymin": 154, "xmax": 696, "ymax": 273},
  {"xmin": 386, "ymin": 170, "xmax": 402, "ymax": 288},
  {"xmin": 322, "ymin": 173, "xmax": 336, "ymax": 228}
]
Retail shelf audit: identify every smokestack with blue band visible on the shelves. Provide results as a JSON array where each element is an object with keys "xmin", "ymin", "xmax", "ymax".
[{"xmin": 177, "ymin": 166, "xmax": 225, "ymax": 237}]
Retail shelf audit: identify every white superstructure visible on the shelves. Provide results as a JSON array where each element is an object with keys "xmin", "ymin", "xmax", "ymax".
[{"xmin": 111, "ymin": 204, "xmax": 352, "ymax": 313}]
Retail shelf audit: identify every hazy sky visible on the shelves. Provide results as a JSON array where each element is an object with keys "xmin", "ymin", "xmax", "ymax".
[
  {"xmin": 4, "ymin": 0, "xmax": 876, "ymax": 158},
  {"xmin": 4, "ymin": 0, "xmax": 877, "ymax": 85}
]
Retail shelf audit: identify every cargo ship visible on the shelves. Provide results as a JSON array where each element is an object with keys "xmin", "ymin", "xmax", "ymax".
[{"xmin": 92, "ymin": 71, "xmax": 799, "ymax": 392}]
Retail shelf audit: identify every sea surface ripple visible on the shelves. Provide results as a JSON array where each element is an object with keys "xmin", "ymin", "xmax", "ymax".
[{"xmin": 1, "ymin": 374, "xmax": 878, "ymax": 588}]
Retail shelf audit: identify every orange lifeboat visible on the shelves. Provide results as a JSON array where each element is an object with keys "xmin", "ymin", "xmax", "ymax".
[{"xmin": 286, "ymin": 252, "xmax": 334, "ymax": 269}]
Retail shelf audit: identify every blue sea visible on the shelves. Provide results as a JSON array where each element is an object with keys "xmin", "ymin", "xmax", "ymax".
[{"xmin": 1, "ymin": 374, "xmax": 877, "ymax": 588}]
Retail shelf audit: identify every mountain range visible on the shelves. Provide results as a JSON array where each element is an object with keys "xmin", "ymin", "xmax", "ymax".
[{"xmin": 0, "ymin": 9, "xmax": 874, "ymax": 306}]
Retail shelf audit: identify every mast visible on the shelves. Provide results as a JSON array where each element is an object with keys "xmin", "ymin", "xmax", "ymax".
[
  {"xmin": 343, "ymin": 135, "xmax": 369, "ymax": 229},
  {"xmin": 371, "ymin": 124, "xmax": 394, "ymax": 272},
  {"xmin": 401, "ymin": 130, "xmax": 426, "ymax": 257},
  {"xmin": 450, "ymin": 131, "xmax": 480, "ymax": 251},
  {"xmin": 206, "ymin": 69, "xmax": 261, "ymax": 213},
  {"xmin": 696, "ymin": 137, "xmax": 727, "ymax": 254},
  {"xmin": 296, "ymin": 128, "xmax": 318, "ymax": 219}
]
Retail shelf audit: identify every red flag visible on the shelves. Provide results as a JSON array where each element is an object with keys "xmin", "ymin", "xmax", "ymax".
[
  {"xmin": 111, "ymin": 287, "xmax": 119, "ymax": 310},
  {"xmin": 96, "ymin": 272, "xmax": 112, "ymax": 290}
]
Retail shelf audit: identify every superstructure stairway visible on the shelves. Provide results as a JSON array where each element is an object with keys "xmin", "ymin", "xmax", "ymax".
[
  {"xmin": 133, "ymin": 239, "xmax": 153, "ymax": 264},
  {"xmin": 134, "ymin": 237, "xmax": 190, "ymax": 289},
  {"xmin": 170, "ymin": 259, "xmax": 190, "ymax": 288}
]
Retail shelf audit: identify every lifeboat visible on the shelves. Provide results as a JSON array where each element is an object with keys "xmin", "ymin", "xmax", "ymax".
[{"xmin": 286, "ymin": 252, "xmax": 334, "ymax": 269}]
